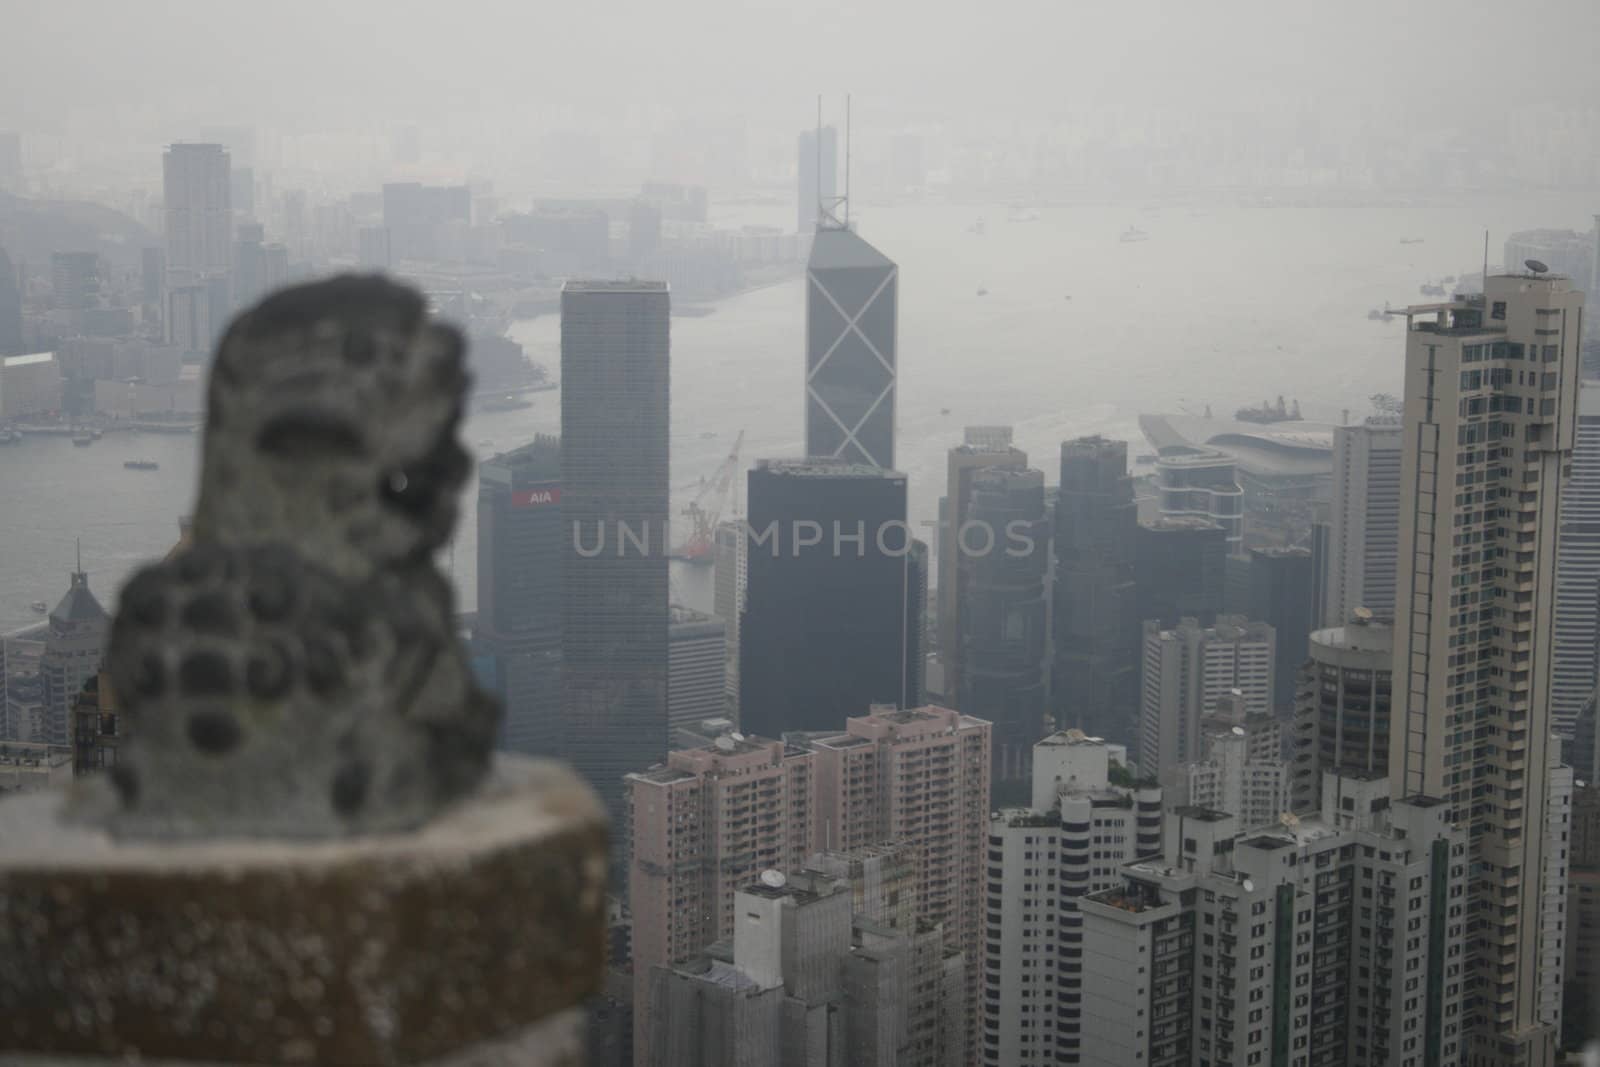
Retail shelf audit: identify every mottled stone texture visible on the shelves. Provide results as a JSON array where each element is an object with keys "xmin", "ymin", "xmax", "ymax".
[
  {"xmin": 0, "ymin": 758, "xmax": 607, "ymax": 1066},
  {"xmin": 103, "ymin": 275, "xmax": 499, "ymax": 838}
]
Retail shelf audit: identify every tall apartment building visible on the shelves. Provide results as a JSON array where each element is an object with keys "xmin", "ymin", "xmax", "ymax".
[
  {"xmin": 1132, "ymin": 517, "xmax": 1228, "ymax": 629},
  {"xmin": 667, "ymin": 606, "xmax": 726, "ymax": 739},
  {"xmin": 805, "ymin": 227, "xmax": 897, "ymax": 469},
  {"xmin": 1167, "ymin": 690, "xmax": 1290, "ymax": 831},
  {"xmin": 938, "ymin": 427, "xmax": 1027, "ymax": 699},
  {"xmin": 561, "ymin": 280, "xmax": 670, "ymax": 832},
  {"xmin": 1563, "ymin": 780, "xmax": 1600, "ymax": 1049},
  {"xmin": 1052, "ymin": 436, "xmax": 1140, "ymax": 744},
  {"xmin": 983, "ymin": 732, "xmax": 1162, "ymax": 1067},
  {"xmin": 957, "ymin": 465, "xmax": 1049, "ymax": 782},
  {"xmin": 474, "ymin": 437, "xmax": 562, "ymax": 757},
  {"xmin": 1154, "ymin": 451, "xmax": 1243, "ymax": 547},
  {"xmin": 1324, "ymin": 417, "xmax": 1403, "ymax": 627},
  {"xmin": 1390, "ymin": 272, "xmax": 1584, "ymax": 1063},
  {"xmin": 1139, "ymin": 615, "xmax": 1274, "ymax": 778},
  {"xmin": 739, "ymin": 460, "xmax": 923, "ymax": 739},
  {"xmin": 627, "ymin": 733, "xmax": 820, "ymax": 1062},
  {"xmin": 807, "ymin": 706, "xmax": 990, "ymax": 1063},
  {"xmin": 1292, "ymin": 616, "xmax": 1393, "ymax": 812},
  {"xmin": 1080, "ymin": 773, "xmax": 1469, "ymax": 1067},
  {"xmin": 1552, "ymin": 383, "xmax": 1600, "ymax": 736},
  {"xmin": 712, "ymin": 519, "xmax": 746, "ymax": 719}
]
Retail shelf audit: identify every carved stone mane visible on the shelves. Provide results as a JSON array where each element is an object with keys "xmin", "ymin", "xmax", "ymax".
[{"xmin": 103, "ymin": 275, "xmax": 500, "ymax": 838}]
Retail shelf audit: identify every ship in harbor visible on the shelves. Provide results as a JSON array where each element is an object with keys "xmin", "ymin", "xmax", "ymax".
[
  {"xmin": 1235, "ymin": 395, "xmax": 1302, "ymax": 424},
  {"xmin": 1120, "ymin": 226, "xmax": 1150, "ymax": 243},
  {"xmin": 123, "ymin": 459, "xmax": 159, "ymax": 471}
]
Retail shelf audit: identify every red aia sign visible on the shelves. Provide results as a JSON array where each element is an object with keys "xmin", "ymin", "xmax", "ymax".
[{"xmin": 512, "ymin": 487, "xmax": 561, "ymax": 507}]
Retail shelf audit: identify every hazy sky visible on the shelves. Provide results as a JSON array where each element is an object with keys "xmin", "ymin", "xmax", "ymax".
[{"xmin": 7, "ymin": 0, "xmax": 1598, "ymax": 141}]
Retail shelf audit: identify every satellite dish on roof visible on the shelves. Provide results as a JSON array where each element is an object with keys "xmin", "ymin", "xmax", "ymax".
[
  {"xmin": 1527, "ymin": 259, "xmax": 1549, "ymax": 274},
  {"xmin": 1353, "ymin": 606, "xmax": 1373, "ymax": 622},
  {"xmin": 1241, "ymin": 879, "xmax": 1255, "ymax": 892},
  {"xmin": 714, "ymin": 735, "xmax": 736, "ymax": 752},
  {"xmin": 730, "ymin": 732, "xmax": 745, "ymax": 742},
  {"xmin": 1232, "ymin": 726, "xmax": 1246, "ymax": 737},
  {"xmin": 760, "ymin": 869, "xmax": 787, "ymax": 889}
]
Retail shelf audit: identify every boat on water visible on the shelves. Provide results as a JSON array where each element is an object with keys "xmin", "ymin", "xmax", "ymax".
[
  {"xmin": 1236, "ymin": 396, "xmax": 1301, "ymax": 424},
  {"xmin": 71, "ymin": 431, "xmax": 94, "ymax": 446},
  {"xmin": 1120, "ymin": 226, "xmax": 1149, "ymax": 243},
  {"xmin": 124, "ymin": 459, "xmax": 159, "ymax": 471},
  {"xmin": 1007, "ymin": 206, "xmax": 1041, "ymax": 223},
  {"xmin": 30, "ymin": 601, "xmax": 47, "ymax": 614},
  {"xmin": 977, "ymin": 287, "xmax": 989, "ymax": 296},
  {"xmin": 940, "ymin": 407, "xmax": 952, "ymax": 416},
  {"xmin": 0, "ymin": 429, "xmax": 19, "ymax": 444},
  {"xmin": 1400, "ymin": 237, "xmax": 1424, "ymax": 245},
  {"xmin": 968, "ymin": 218, "xmax": 986, "ymax": 235},
  {"xmin": 477, "ymin": 394, "xmax": 534, "ymax": 414},
  {"xmin": 1419, "ymin": 283, "xmax": 1447, "ymax": 298},
  {"xmin": 699, "ymin": 431, "xmax": 717, "ymax": 440}
]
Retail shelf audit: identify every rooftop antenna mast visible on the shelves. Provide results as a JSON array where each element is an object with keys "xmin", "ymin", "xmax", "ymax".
[
  {"xmin": 1482, "ymin": 229, "xmax": 1489, "ymax": 289},
  {"xmin": 817, "ymin": 95, "xmax": 850, "ymax": 231}
]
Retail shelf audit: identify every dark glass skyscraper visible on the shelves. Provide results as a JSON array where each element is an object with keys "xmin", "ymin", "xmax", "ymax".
[
  {"xmin": 1132, "ymin": 517, "xmax": 1227, "ymax": 629},
  {"xmin": 957, "ymin": 466, "xmax": 1049, "ymax": 783},
  {"xmin": 1224, "ymin": 546, "xmax": 1315, "ymax": 709},
  {"xmin": 560, "ymin": 280, "xmax": 670, "ymax": 827},
  {"xmin": 739, "ymin": 459, "xmax": 922, "ymax": 738},
  {"xmin": 1052, "ymin": 436, "xmax": 1139, "ymax": 743},
  {"xmin": 475, "ymin": 436, "xmax": 562, "ymax": 756},
  {"xmin": 805, "ymin": 227, "xmax": 897, "ymax": 469}
]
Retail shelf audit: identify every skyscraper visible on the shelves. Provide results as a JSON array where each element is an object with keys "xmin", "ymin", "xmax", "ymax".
[
  {"xmin": 739, "ymin": 459, "xmax": 923, "ymax": 739},
  {"xmin": 957, "ymin": 466, "xmax": 1049, "ymax": 783},
  {"xmin": 1153, "ymin": 451, "xmax": 1242, "ymax": 548},
  {"xmin": 938, "ymin": 427, "xmax": 1027, "ymax": 699},
  {"xmin": 1552, "ymin": 383, "xmax": 1600, "ymax": 736},
  {"xmin": 805, "ymin": 228, "xmax": 897, "ymax": 469},
  {"xmin": 1139, "ymin": 615, "xmax": 1274, "ymax": 777},
  {"xmin": 475, "ymin": 436, "xmax": 562, "ymax": 757},
  {"xmin": 162, "ymin": 143, "xmax": 232, "ymax": 280},
  {"xmin": 561, "ymin": 279, "xmax": 670, "ymax": 829},
  {"xmin": 0, "ymin": 242, "xmax": 22, "ymax": 355},
  {"xmin": 1132, "ymin": 516, "xmax": 1228, "ymax": 629},
  {"xmin": 796, "ymin": 125, "xmax": 837, "ymax": 234},
  {"xmin": 1223, "ymin": 545, "xmax": 1314, "ymax": 708},
  {"xmin": 1390, "ymin": 272, "xmax": 1584, "ymax": 1062},
  {"xmin": 1052, "ymin": 436, "xmax": 1140, "ymax": 743},
  {"xmin": 1324, "ymin": 417, "xmax": 1402, "ymax": 626}
]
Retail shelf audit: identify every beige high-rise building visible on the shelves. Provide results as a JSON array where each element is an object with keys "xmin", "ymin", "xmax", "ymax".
[
  {"xmin": 1391, "ymin": 271, "xmax": 1584, "ymax": 1064},
  {"xmin": 626, "ymin": 734, "xmax": 820, "ymax": 1061},
  {"xmin": 808, "ymin": 705, "xmax": 991, "ymax": 1065},
  {"xmin": 1139, "ymin": 615, "xmax": 1274, "ymax": 776},
  {"xmin": 628, "ymin": 706, "xmax": 990, "ymax": 1066}
]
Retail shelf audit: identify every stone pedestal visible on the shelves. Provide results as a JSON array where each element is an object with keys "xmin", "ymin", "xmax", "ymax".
[{"xmin": 0, "ymin": 757, "xmax": 606, "ymax": 1066}]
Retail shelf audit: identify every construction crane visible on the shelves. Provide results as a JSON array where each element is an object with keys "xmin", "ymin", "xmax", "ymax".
[{"xmin": 671, "ymin": 430, "xmax": 744, "ymax": 565}]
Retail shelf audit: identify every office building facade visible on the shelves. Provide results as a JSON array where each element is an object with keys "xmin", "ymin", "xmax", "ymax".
[
  {"xmin": 713, "ymin": 519, "xmax": 746, "ymax": 719},
  {"xmin": 739, "ymin": 460, "xmax": 922, "ymax": 739},
  {"xmin": 1154, "ymin": 451, "xmax": 1243, "ymax": 547},
  {"xmin": 668, "ymin": 606, "xmax": 726, "ymax": 739},
  {"xmin": 475, "ymin": 436, "xmax": 562, "ymax": 756},
  {"xmin": 1552, "ymin": 383, "xmax": 1600, "ymax": 736},
  {"xmin": 938, "ymin": 427, "xmax": 1027, "ymax": 699},
  {"xmin": 1052, "ymin": 436, "xmax": 1141, "ymax": 744},
  {"xmin": 40, "ymin": 569, "xmax": 109, "ymax": 749},
  {"xmin": 1390, "ymin": 273, "xmax": 1584, "ymax": 1062},
  {"xmin": 561, "ymin": 280, "xmax": 670, "ymax": 829},
  {"xmin": 956, "ymin": 465, "xmax": 1049, "ymax": 782},
  {"xmin": 1132, "ymin": 517, "xmax": 1228, "ymax": 629},
  {"xmin": 1224, "ymin": 546, "xmax": 1315, "ymax": 709}
]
